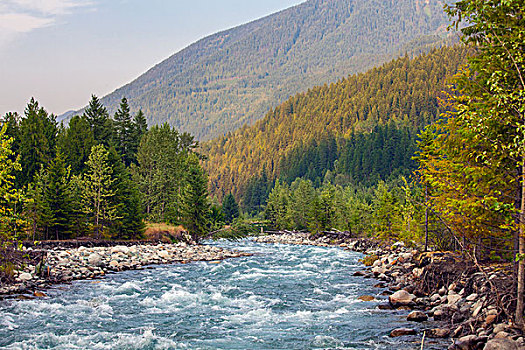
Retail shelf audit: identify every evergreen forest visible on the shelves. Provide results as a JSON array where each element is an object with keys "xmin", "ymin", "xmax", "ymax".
[
  {"xmin": 204, "ymin": 45, "xmax": 470, "ymax": 207},
  {"xmin": 0, "ymin": 97, "xmax": 211, "ymax": 243}
]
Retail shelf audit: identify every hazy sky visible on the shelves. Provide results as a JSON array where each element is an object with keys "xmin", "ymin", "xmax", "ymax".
[{"xmin": 0, "ymin": 0, "xmax": 305, "ymax": 116}]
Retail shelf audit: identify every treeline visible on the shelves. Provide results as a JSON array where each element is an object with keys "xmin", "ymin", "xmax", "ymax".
[
  {"xmin": 204, "ymin": 45, "xmax": 471, "ymax": 204},
  {"xmin": 0, "ymin": 96, "xmax": 210, "ymax": 243},
  {"xmin": 264, "ymin": 177, "xmax": 447, "ymax": 248}
]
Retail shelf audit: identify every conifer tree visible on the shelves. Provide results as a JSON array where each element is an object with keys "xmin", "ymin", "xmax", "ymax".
[
  {"xmin": 114, "ymin": 97, "xmax": 135, "ymax": 166},
  {"xmin": 18, "ymin": 98, "xmax": 57, "ymax": 187},
  {"xmin": 58, "ymin": 115, "xmax": 94, "ymax": 175},
  {"xmin": 82, "ymin": 145, "xmax": 118, "ymax": 239},
  {"xmin": 222, "ymin": 193, "xmax": 239, "ymax": 224},
  {"xmin": 83, "ymin": 95, "xmax": 113, "ymax": 147},
  {"xmin": 107, "ymin": 147, "xmax": 144, "ymax": 239},
  {"xmin": 180, "ymin": 153, "xmax": 210, "ymax": 242},
  {"xmin": 44, "ymin": 152, "xmax": 74, "ymax": 240}
]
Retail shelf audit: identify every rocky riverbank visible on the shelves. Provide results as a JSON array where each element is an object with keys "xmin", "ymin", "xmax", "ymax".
[
  {"xmin": 0, "ymin": 242, "xmax": 251, "ymax": 299},
  {"xmin": 255, "ymin": 233, "xmax": 524, "ymax": 350}
]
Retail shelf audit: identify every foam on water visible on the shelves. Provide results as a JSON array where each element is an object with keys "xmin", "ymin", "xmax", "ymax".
[{"xmin": 0, "ymin": 239, "xmax": 446, "ymax": 349}]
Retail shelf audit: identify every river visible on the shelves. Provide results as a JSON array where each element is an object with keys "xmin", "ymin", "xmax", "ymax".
[{"xmin": 0, "ymin": 240, "xmax": 443, "ymax": 349}]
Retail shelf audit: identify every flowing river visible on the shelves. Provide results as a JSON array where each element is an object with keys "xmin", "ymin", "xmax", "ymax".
[{"xmin": 0, "ymin": 240, "xmax": 443, "ymax": 349}]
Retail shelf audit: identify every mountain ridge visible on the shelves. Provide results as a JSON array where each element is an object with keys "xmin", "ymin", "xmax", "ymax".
[{"xmin": 67, "ymin": 0, "xmax": 452, "ymax": 140}]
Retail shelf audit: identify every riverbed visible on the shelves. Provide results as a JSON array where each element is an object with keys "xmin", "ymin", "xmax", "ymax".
[{"xmin": 0, "ymin": 239, "xmax": 443, "ymax": 349}]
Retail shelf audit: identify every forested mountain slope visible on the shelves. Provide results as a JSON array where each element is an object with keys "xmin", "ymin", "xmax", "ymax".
[
  {"xmin": 79, "ymin": 0, "xmax": 451, "ymax": 140},
  {"xmin": 203, "ymin": 46, "xmax": 470, "ymax": 204}
]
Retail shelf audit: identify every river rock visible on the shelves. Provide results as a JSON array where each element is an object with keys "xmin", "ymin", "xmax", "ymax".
[
  {"xmin": 109, "ymin": 260, "xmax": 120, "ymax": 269},
  {"xmin": 88, "ymin": 253, "xmax": 102, "ymax": 266},
  {"xmin": 448, "ymin": 293, "xmax": 462, "ymax": 305},
  {"xmin": 483, "ymin": 338, "xmax": 519, "ymax": 350},
  {"xmin": 429, "ymin": 328, "xmax": 450, "ymax": 338},
  {"xmin": 111, "ymin": 246, "xmax": 129, "ymax": 254},
  {"xmin": 484, "ymin": 314, "xmax": 497, "ymax": 326},
  {"xmin": 389, "ymin": 290, "xmax": 415, "ymax": 308},
  {"xmin": 158, "ymin": 250, "xmax": 171, "ymax": 259},
  {"xmin": 449, "ymin": 335, "xmax": 487, "ymax": 350},
  {"xmin": 407, "ymin": 311, "xmax": 428, "ymax": 322},
  {"xmin": 466, "ymin": 293, "xmax": 478, "ymax": 302},
  {"xmin": 390, "ymin": 328, "xmax": 416, "ymax": 337},
  {"xmin": 358, "ymin": 295, "xmax": 375, "ymax": 301},
  {"xmin": 18, "ymin": 273, "xmax": 33, "ymax": 281}
]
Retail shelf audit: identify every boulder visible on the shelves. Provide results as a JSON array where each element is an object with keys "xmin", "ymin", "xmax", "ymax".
[
  {"xmin": 88, "ymin": 253, "xmax": 102, "ymax": 266},
  {"xmin": 449, "ymin": 335, "xmax": 487, "ymax": 350},
  {"xmin": 109, "ymin": 260, "xmax": 120, "ymax": 269},
  {"xmin": 483, "ymin": 338, "xmax": 519, "ymax": 350},
  {"xmin": 358, "ymin": 295, "xmax": 375, "ymax": 301},
  {"xmin": 448, "ymin": 293, "xmax": 462, "ymax": 305},
  {"xmin": 389, "ymin": 290, "xmax": 415, "ymax": 308},
  {"xmin": 429, "ymin": 328, "xmax": 450, "ymax": 338},
  {"xmin": 390, "ymin": 328, "xmax": 416, "ymax": 337},
  {"xmin": 407, "ymin": 311, "xmax": 428, "ymax": 322},
  {"xmin": 158, "ymin": 250, "xmax": 171, "ymax": 259},
  {"xmin": 111, "ymin": 246, "xmax": 129, "ymax": 254},
  {"xmin": 18, "ymin": 272, "xmax": 33, "ymax": 281},
  {"xmin": 484, "ymin": 314, "xmax": 497, "ymax": 326}
]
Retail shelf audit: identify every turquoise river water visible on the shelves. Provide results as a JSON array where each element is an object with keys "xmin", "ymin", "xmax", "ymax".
[{"xmin": 0, "ymin": 240, "xmax": 444, "ymax": 349}]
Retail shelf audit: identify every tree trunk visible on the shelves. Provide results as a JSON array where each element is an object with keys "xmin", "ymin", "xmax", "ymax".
[{"xmin": 516, "ymin": 159, "xmax": 525, "ymax": 329}]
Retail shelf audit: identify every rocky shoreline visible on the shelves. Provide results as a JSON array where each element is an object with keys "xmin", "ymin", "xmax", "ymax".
[
  {"xmin": 0, "ymin": 242, "xmax": 251, "ymax": 299},
  {"xmin": 255, "ymin": 233, "xmax": 524, "ymax": 350}
]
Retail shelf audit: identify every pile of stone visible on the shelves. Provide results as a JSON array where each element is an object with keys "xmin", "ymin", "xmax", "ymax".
[
  {"xmin": 1, "ymin": 243, "xmax": 250, "ymax": 298},
  {"xmin": 257, "ymin": 232, "xmax": 524, "ymax": 350}
]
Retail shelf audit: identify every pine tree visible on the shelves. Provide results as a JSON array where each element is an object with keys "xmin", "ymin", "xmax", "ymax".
[
  {"xmin": 44, "ymin": 152, "xmax": 74, "ymax": 240},
  {"xmin": 114, "ymin": 97, "xmax": 135, "ymax": 166},
  {"xmin": 82, "ymin": 145, "xmax": 118, "ymax": 239},
  {"xmin": 222, "ymin": 193, "xmax": 239, "ymax": 224},
  {"xmin": 83, "ymin": 95, "xmax": 113, "ymax": 147},
  {"xmin": 58, "ymin": 115, "xmax": 95, "ymax": 175},
  {"xmin": 18, "ymin": 98, "xmax": 57, "ymax": 187},
  {"xmin": 289, "ymin": 179, "xmax": 316, "ymax": 230},
  {"xmin": 107, "ymin": 147, "xmax": 144, "ymax": 239},
  {"xmin": 180, "ymin": 153, "xmax": 210, "ymax": 242}
]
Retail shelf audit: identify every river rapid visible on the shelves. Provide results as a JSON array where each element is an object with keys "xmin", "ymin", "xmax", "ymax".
[{"xmin": 0, "ymin": 240, "xmax": 441, "ymax": 349}]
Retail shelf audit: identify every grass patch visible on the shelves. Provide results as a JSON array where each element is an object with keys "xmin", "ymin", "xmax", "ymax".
[{"xmin": 144, "ymin": 223, "xmax": 189, "ymax": 243}]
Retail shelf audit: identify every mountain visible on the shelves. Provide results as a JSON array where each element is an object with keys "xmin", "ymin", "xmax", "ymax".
[
  {"xmin": 74, "ymin": 0, "xmax": 452, "ymax": 140},
  {"xmin": 202, "ymin": 45, "xmax": 471, "ymax": 206}
]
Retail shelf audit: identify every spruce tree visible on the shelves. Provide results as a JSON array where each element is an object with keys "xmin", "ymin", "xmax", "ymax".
[
  {"xmin": 114, "ymin": 97, "xmax": 135, "ymax": 166},
  {"xmin": 107, "ymin": 147, "xmax": 144, "ymax": 239},
  {"xmin": 83, "ymin": 95, "xmax": 113, "ymax": 147},
  {"xmin": 180, "ymin": 153, "xmax": 210, "ymax": 242},
  {"xmin": 19, "ymin": 98, "xmax": 57, "ymax": 187},
  {"xmin": 222, "ymin": 193, "xmax": 239, "ymax": 224},
  {"xmin": 44, "ymin": 152, "xmax": 74, "ymax": 240},
  {"xmin": 58, "ymin": 115, "xmax": 95, "ymax": 175}
]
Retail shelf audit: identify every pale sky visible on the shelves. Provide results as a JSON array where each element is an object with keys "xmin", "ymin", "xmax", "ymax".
[{"xmin": 0, "ymin": 0, "xmax": 305, "ymax": 116}]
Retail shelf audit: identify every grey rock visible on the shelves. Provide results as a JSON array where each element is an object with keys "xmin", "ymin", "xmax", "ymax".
[
  {"xmin": 18, "ymin": 273, "xmax": 33, "ymax": 281},
  {"xmin": 88, "ymin": 253, "xmax": 102, "ymax": 266}
]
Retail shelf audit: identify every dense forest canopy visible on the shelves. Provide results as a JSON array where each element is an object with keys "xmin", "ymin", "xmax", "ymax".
[
  {"xmin": 204, "ymin": 45, "xmax": 471, "ymax": 206},
  {"xmin": 66, "ymin": 0, "xmax": 453, "ymax": 140},
  {"xmin": 0, "ymin": 97, "xmax": 210, "ymax": 243}
]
